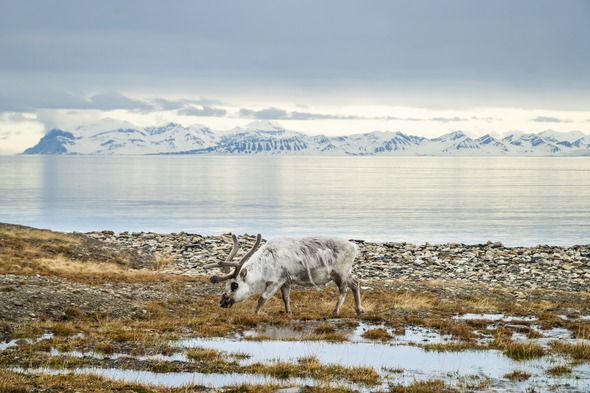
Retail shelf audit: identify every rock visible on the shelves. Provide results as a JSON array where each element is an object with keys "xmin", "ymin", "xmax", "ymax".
[{"xmin": 79, "ymin": 231, "xmax": 590, "ymax": 293}]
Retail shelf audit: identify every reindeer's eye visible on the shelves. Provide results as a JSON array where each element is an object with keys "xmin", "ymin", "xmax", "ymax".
[{"xmin": 230, "ymin": 282, "xmax": 239, "ymax": 291}]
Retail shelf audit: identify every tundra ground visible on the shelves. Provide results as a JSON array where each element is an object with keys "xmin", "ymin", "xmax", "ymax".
[{"xmin": 1, "ymin": 223, "xmax": 589, "ymax": 392}]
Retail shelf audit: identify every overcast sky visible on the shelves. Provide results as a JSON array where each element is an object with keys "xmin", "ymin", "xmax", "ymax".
[{"xmin": 1, "ymin": 0, "xmax": 590, "ymax": 153}]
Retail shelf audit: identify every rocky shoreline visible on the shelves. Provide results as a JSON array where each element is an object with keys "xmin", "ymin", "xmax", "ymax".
[{"xmin": 86, "ymin": 231, "xmax": 590, "ymax": 292}]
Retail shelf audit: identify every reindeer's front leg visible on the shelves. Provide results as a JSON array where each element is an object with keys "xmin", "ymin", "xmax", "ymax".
[
  {"xmin": 332, "ymin": 274, "xmax": 348, "ymax": 316},
  {"xmin": 255, "ymin": 280, "xmax": 285, "ymax": 314}
]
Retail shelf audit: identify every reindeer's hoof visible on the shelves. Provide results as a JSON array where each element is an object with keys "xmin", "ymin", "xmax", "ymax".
[{"xmin": 356, "ymin": 309, "xmax": 365, "ymax": 316}]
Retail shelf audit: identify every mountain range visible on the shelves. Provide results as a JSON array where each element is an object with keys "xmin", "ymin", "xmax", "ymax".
[{"xmin": 23, "ymin": 119, "xmax": 590, "ymax": 156}]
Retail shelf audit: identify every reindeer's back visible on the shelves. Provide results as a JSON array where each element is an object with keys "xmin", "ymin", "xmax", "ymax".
[{"xmin": 250, "ymin": 236, "xmax": 357, "ymax": 280}]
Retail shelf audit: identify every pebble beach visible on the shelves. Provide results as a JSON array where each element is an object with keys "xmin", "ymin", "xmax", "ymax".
[{"xmin": 86, "ymin": 231, "xmax": 590, "ymax": 292}]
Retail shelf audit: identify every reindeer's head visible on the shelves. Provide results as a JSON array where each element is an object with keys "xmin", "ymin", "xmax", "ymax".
[{"xmin": 203, "ymin": 234, "xmax": 262, "ymax": 309}]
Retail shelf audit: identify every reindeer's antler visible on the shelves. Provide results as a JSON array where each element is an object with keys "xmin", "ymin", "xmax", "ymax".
[
  {"xmin": 203, "ymin": 234, "xmax": 240, "ymax": 269},
  {"xmin": 204, "ymin": 234, "xmax": 262, "ymax": 284}
]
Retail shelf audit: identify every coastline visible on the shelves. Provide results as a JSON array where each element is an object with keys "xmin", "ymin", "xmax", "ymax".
[{"xmin": 86, "ymin": 230, "xmax": 590, "ymax": 293}]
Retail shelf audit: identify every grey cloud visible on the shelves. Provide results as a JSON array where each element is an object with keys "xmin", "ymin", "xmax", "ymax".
[
  {"xmin": 385, "ymin": 116, "xmax": 471, "ymax": 122},
  {"xmin": 0, "ymin": 83, "xmax": 228, "ymax": 115},
  {"xmin": 531, "ymin": 116, "xmax": 571, "ymax": 123},
  {"xmin": 88, "ymin": 92, "xmax": 151, "ymax": 111},
  {"xmin": 471, "ymin": 116, "xmax": 498, "ymax": 123},
  {"xmin": 178, "ymin": 106, "xmax": 227, "ymax": 117},
  {"xmin": 0, "ymin": 85, "xmax": 152, "ymax": 112},
  {"xmin": 0, "ymin": 129, "xmax": 20, "ymax": 139},
  {"xmin": 290, "ymin": 112, "xmax": 362, "ymax": 120},
  {"xmin": 3, "ymin": 113, "xmax": 31, "ymax": 122},
  {"xmin": 239, "ymin": 107, "xmax": 289, "ymax": 119},
  {"xmin": 430, "ymin": 117, "xmax": 469, "ymax": 123},
  {"xmin": 150, "ymin": 98, "xmax": 186, "ymax": 111},
  {"xmin": 152, "ymin": 97, "xmax": 227, "ymax": 111},
  {"xmin": 239, "ymin": 107, "xmax": 364, "ymax": 120},
  {"xmin": 240, "ymin": 108, "xmax": 489, "ymax": 122},
  {"xmin": 2, "ymin": 1, "xmax": 590, "ymax": 112}
]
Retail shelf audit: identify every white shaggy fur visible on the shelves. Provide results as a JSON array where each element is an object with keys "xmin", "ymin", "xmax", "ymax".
[{"xmin": 210, "ymin": 235, "xmax": 364, "ymax": 316}]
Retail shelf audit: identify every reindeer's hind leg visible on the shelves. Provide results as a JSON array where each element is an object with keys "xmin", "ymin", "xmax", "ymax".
[
  {"xmin": 347, "ymin": 274, "xmax": 364, "ymax": 315},
  {"xmin": 280, "ymin": 283, "xmax": 292, "ymax": 314}
]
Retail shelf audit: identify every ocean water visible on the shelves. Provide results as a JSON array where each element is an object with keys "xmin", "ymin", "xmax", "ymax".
[{"xmin": 1, "ymin": 155, "xmax": 589, "ymax": 246}]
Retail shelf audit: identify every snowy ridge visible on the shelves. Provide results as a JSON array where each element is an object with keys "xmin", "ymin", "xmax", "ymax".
[{"xmin": 23, "ymin": 121, "xmax": 590, "ymax": 156}]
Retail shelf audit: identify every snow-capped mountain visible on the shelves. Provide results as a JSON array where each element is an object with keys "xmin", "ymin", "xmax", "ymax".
[
  {"xmin": 25, "ymin": 119, "xmax": 216, "ymax": 155},
  {"xmin": 22, "ymin": 121, "xmax": 590, "ymax": 156}
]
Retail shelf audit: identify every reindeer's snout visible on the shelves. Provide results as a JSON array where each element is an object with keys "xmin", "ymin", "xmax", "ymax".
[{"xmin": 220, "ymin": 295, "xmax": 235, "ymax": 308}]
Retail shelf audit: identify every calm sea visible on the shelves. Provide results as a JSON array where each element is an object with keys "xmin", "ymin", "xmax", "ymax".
[{"xmin": 1, "ymin": 155, "xmax": 589, "ymax": 246}]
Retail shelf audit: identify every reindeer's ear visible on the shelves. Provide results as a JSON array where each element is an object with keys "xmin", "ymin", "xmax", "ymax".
[{"xmin": 240, "ymin": 268, "xmax": 248, "ymax": 279}]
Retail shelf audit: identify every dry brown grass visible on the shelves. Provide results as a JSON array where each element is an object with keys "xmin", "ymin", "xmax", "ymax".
[
  {"xmin": 155, "ymin": 254, "xmax": 176, "ymax": 270},
  {"xmin": 550, "ymin": 341, "xmax": 590, "ymax": 360},
  {"xmin": 546, "ymin": 364, "xmax": 572, "ymax": 376},
  {"xmin": 388, "ymin": 379, "xmax": 459, "ymax": 392},
  {"xmin": 504, "ymin": 370, "xmax": 531, "ymax": 381},
  {"xmin": 0, "ymin": 368, "xmax": 185, "ymax": 393},
  {"xmin": 361, "ymin": 327, "xmax": 393, "ymax": 341},
  {"xmin": 5, "ymin": 224, "xmax": 590, "ymax": 392},
  {"xmin": 570, "ymin": 321, "xmax": 590, "ymax": 339},
  {"xmin": 378, "ymin": 291, "xmax": 436, "ymax": 312},
  {"xmin": 0, "ymin": 224, "xmax": 168, "ymax": 282},
  {"xmin": 245, "ymin": 356, "xmax": 380, "ymax": 386},
  {"xmin": 493, "ymin": 330, "xmax": 546, "ymax": 361},
  {"xmin": 422, "ymin": 342, "xmax": 486, "ymax": 352}
]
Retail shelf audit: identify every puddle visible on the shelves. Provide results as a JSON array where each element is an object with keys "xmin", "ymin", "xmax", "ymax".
[
  {"xmin": 242, "ymin": 321, "xmax": 452, "ymax": 345},
  {"xmin": 454, "ymin": 313, "xmax": 538, "ymax": 322},
  {"xmin": 11, "ymin": 367, "xmax": 318, "ymax": 389},
  {"xmin": 0, "ymin": 333, "xmax": 53, "ymax": 350},
  {"xmin": 176, "ymin": 336, "xmax": 589, "ymax": 378},
  {"xmin": 6, "ymin": 322, "xmax": 590, "ymax": 391}
]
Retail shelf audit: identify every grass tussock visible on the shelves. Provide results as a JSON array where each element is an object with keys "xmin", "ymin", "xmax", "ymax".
[
  {"xmin": 570, "ymin": 322, "xmax": 590, "ymax": 340},
  {"xmin": 424, "ymin": 319, "xmax": 476, "ymax": 341},
  {"xmin": 388, "ymin": 378, "xmax": 459, "ymax": 392},
  {"xmin": 245, "ymin": 356, "xmax": 380, "ymax": 386},
  {"xmin": 546, "ymin": 365, "xmax": 572, "ymax": 376},
  {"xmin": 504, "ymin": 370, "xmax": 531, "ymax": 381},
  {"xmin": 422, "ymin": 342, "xmax": 485, "ymax": 352},
  {"xmin": 492, "ymin": 327, "xmax": 545, "ymax": 360},
  {"xmin": 550, "ymin": 341, "xmax": 590, "ymax": 360},
  {"xmin": 500, "ymin": 341, "xmax": 546, "ymax": 361},
  {"xmin": 361, "ymin": 327, "xmax": 393, "ymax": 341},
  {"xmin": 300, "ymin": 387, "xmax": 358, "ymax": 393},
  {"xmin": 185, "ymin": 347, "xmax": 246, "ymax": 372},
  {"xmin": 223, "ymin": 384, "xmax": 279, "ymax": 393},
  {"xmin": 0, "ymin": 367, "xmax": 196, "ymax": 393}
]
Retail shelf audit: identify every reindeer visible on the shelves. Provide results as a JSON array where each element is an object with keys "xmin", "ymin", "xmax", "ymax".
[{"xmin": 203, "ymin": 234, "xmax": 363, "ymax": 316}]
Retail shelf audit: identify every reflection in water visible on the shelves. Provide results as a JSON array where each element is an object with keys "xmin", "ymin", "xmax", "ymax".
[{"xmin": 1, "ymin": 156, "xmax": 589, "ymax": 245}]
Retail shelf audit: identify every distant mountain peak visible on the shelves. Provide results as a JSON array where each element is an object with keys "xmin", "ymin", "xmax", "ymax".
[
  {"xmin": 431, "ymin": 130, "xmax": 467, "ymax": 142},
  {"xmin": 22, "ymin": 119, "xmax": 590, "ymax": 156},
  {"xmin": 75, "ymin": 118, "xmax": 138, "ymax": 134},
  {"xmin": 539, "ymin": 129, "xmax": 588, "ymax": 143},
  {"xmin": 23, "ymin": 129, "xmax": 76, "ymax": 155},
  {"xmin": 243, "ymin": 120, "xmax": 286, "ymax": 131}
]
